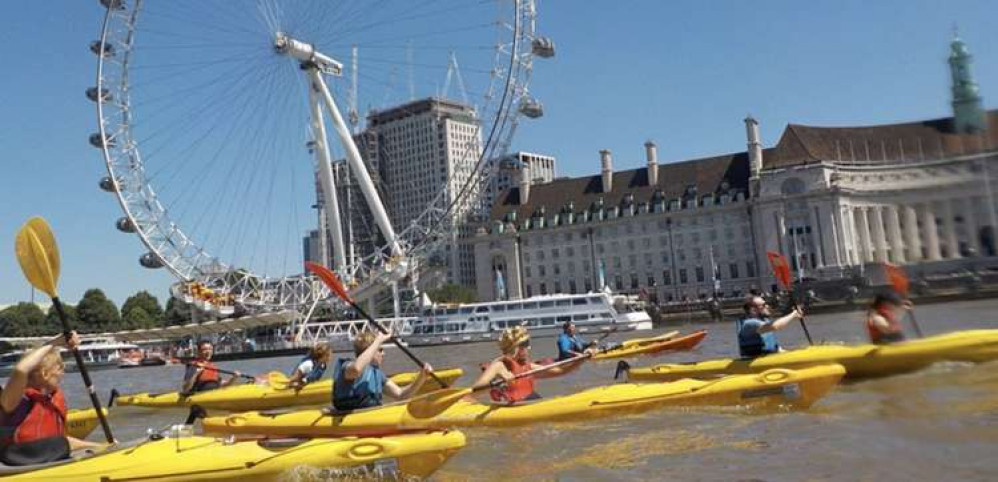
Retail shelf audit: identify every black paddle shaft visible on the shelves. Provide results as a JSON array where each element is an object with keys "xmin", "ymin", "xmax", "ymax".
[
  {"xmin": 346, "ymin": 299, "xmax": 448, "ymax": 388},
  {"xmin": 53, "ymin": 297, "xmax": 115, "ymax": 443},
  {"xmin": 179, "ymin": 362, "xmax": 256, "ymax": 381}
]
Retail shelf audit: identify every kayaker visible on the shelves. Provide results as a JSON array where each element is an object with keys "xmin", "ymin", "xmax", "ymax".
[
  {"xmin": 331, "ymin": 331, "xmax": 433, "ymax": 411},
  {"xmin": 0, "ymin": 331, "xmax": 103, "ymax": 465},
  {"xmin": 181, "ymin": 340, "xmax": 242, "ymax": 394},
  {"xmin": 556, "ymin": 322, "xmax": 596, "ymax": 361},
  {"xmin": 865, "ymin": 292, "xmax": 912, "ymax": 345},
  {"xmin": 736, "ymin": 296, "xmax": 804, "ymax": 358},
  {"xmin": 288, "ymin": 343, "xmax": 332, "ymax": 389},
  {"xmin": 475, "ymin": 326, "xmax": 585, "ymax": 403}
]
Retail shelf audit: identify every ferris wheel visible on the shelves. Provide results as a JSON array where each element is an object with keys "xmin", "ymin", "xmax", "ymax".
[{"xmin": 89, "ymin": 0, "xmax": 548, "ymax": 315}]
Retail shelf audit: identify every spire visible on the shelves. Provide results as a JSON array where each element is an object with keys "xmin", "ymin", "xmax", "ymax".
[{"xmin": 948, "ymin": 29, "xmax": 987, "ymax": 133}]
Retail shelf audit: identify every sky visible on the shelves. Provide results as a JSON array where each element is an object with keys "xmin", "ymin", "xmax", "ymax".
[{"xmin": 1, "ymin": 0, "xmax": 995, "ymax": 308}]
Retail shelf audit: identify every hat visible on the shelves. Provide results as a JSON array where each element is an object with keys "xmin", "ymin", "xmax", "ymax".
[{"xmin": 498, "ymin": 326, "xmax": 530, "ymax": 354}]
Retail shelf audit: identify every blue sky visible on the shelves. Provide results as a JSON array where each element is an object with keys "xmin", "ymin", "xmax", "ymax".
[{"xmin": 1, "ymin": 1, "xmax": 995, "ymax": 307}]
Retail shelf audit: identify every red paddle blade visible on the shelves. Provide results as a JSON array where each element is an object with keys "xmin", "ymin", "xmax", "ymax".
[
  {"xmin": 766, "ymin": 251, "xmax": 792, "ymax": 289},
  {"xmin": 883, "ymin": 263, "xmax": 910, "ymax": 297},
  {"xmin": 305, "ymin": 261, "xmax": 353, "ymax": 304}
]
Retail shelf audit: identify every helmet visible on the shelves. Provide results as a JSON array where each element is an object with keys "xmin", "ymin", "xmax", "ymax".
[{"xmin": 499, "ymin": 326, "xmax": 530, "ymax": 354}]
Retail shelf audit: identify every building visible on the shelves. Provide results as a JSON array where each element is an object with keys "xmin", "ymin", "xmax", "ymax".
[
  {"xmin": 474, "ymin": 34, "xmax": 997, "ymax": 303},
  {"xmin": 482, "ymin": 151, "xmax": 556, "ymax": 216}
]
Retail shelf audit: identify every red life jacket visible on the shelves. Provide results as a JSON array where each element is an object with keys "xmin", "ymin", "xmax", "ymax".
[
  {"xmin": 489, "ymin": 356, "xmax": 535, "ymax": 403},
  {"xmin": 866, "ymin": 306, "xmax": 903, "ymax": 344},
  {"xmin": 0, "ymin": 388, "xmax": 67, "ymax": 444},
  {"xmin": 195, "ymin": 360, "xmax": 220, "ymax": 384}
]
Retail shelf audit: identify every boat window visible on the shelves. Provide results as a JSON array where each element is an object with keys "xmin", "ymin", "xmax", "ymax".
[
  {"xmin": 460, "ymin": 306, "xmax": 474, "ymax": 314},
  {"xmin": 434, "ymin": 324, "xmax": 445, "ymax": 334},
  {"xmin": 475, "ymin": 306, "xmax": 489, "ymax": 313},
  {"xmin": 447, "ymin": 323, "xmax": 460, "ymax": 332},
  {"xmin": 556, "ymin": 299, "xmax": 571, "ymax": 307},
  {"xmin": 522, "ymin": 302, "xmax": 537, "ymax": 310},
  {"xmin": 572, "ymin": 314, "xmax": 589, "ymax": 321},
  {"xmin": 539, "ymin": 300, "xmax": 554, "ymax": 308},
  {"xmin": 600, "ymin": 312, "xmax": 613, "ymax": 319},
  {"xmin": 507, "ymin": 303, "xmax": 522, "ymax": 310},
  {"xmin": 557, "ymin": 316, "xmax": 571, "ymax": 323},
  {"xmin": 494, "ymin": 321, "xmax": 506, "ymax": 329},
  {"xmin": 445, "ymin": 307, "xmax": 458, "ymax": 315},
  {"xmin": 572, "ymin": 298, "xmax": 588, "ymax": 305},
  {"xmin": 540, "ymin": 317, "xmax": 556, "ymax": 326},
  {"xmin": 492, "ymin": 304, "xmax": 506, "ymax": 312}
]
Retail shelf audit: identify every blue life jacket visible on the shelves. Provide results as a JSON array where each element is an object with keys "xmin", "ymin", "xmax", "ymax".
[
  {"xmin": 556, "ymin": 333, "xmax": 586, "ymax": 361},
  {"xmin": 294, "ymin": 356, "xmax": 327, "ymax": 384},
  {"xmin": 736, "ymin": 317, "xmax": 780, "ymax": 358},
  {"xmin": 332, "ymin": 358, "xmax": 386, "ymax": 411}
]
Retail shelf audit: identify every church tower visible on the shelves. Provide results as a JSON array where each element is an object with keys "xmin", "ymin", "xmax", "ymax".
[{"xmin": 949, "ymin": 32, "xmax": 987, "ymax": 133}]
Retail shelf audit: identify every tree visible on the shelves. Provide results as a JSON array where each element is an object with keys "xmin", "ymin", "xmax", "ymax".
[
  {"xmin": 425, "ymin": 283, "xmax": 477, "ymax": 304},
  {"xmin": 164, "ymin": 297, "xmax": 191, "ymax": 326},
  {"xmin": 76, "ymin": 289, "xmax": 120, "ymax": 333},
  {"xmin": 122, "ymin": 291, "xmax": 164, "ymax": 327},
  {"xmin": 44, "ymin": 303, "xmax": 76, "ymax": 335},
  {"xmin": 0, "ymin": 303, "xmax": 46, "ymax": 337}
]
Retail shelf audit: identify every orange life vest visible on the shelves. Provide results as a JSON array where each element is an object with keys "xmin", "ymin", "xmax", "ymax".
[
  {"xmin": 866, "ymin": 306, "xmax": 903, "ymax": 344},
  {"xmin": 195, "ymin": 360, "xmax": 220, "ymax": 383},
  {"xmin": 490, "ymin": 356, "xmax": 535, "ymax": 403},
  {"xmin": 0, "ymin": 388, "xmax": 67, "ymax": 444}
]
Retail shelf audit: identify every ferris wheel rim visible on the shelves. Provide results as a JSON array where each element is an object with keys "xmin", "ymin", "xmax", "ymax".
[{"xmin": 93, "ymin": 0, "xmax": 537, "ymax": 311}]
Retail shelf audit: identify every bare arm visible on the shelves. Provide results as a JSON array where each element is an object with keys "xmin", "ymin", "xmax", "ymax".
[
  {"xmin": 472, "ymin": 359, "xmax": 513, "ymax": 390},
  {"xmin": 394, "ymin": 363, "xmax": 433, "ymax": 400},
  {"xmin": 867, "ymin": 313, "xmax": 892, "ymax": 331},
  {"xmin": 68, "ymin": 436, "xmax": 104, "ymax": 450},
  {"xmin": 1, "ymin": 333, "xmax": 74, "ymax": 414},
  {"xmin": 531, "ymin": 358, "xmax": 584, "ymax": 379},
  {"xmin": 757, "ymin": 308, "xmax": 802, "ymax": 334}
]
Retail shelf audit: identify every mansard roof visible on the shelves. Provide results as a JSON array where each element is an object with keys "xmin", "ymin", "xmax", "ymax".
[{"xmin": 765, "ymin": 109, "xmax": 998, "ymax": 168}]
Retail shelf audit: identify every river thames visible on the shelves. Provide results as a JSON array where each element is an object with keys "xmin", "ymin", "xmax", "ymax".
[{"xmin": 51, "ymin": 298, "xmax": 998, "ymax": 481}]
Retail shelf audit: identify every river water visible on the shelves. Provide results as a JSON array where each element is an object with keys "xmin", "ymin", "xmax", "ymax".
[{"xmin": 52, "ymin": 298, "xmax": 998, "ymax": 481}]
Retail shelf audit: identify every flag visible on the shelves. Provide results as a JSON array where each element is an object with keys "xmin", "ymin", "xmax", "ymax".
[
  {"xmin": 883, "ymin": 263, "xmax": 909, "ymax": 297},
  {"xmin": 495, "ymin": 268, "xmax": 507, "ymax": 300},
  {"xmin": 597, "ymin": 259, "xmax": 607, "ymax": 290},
  {"xmin": 766, "ymin": 251, "xmax": 792, "ymax": 289}
]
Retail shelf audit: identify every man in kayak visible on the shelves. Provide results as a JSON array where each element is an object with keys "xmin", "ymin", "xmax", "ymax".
[
  {"xmin": 331, "ymin": 331, "xmax": 433, "ymax": 411},
  {"xmin": 736, "ymin": 296, "xmax": 804, "ymax": 358},
  {"xmin": 556, "ymin": 322, "xmax": 597, "ymax": 361},
  {"xmin": 865, "ymin": 292, "xmax": 912, "ymax": 344},
  {"xmin": 475, "ymin": 326, "xmax": 585, "ymax": 403},
  {"xmin": 288, "ymin": 343, "xmax": 332, "ymax": 389},
  {"xmin": 0, "ymin": 332, "xmax": 104, "ymax": 465},
  {"xmin": 181, "ymin": 340, "xmax": 242, "ymax": 394}
]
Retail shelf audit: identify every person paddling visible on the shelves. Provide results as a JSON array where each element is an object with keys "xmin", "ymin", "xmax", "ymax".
[
  {"xmin": 0, "ymin": 332, "xmax": 103, "ymax": 465},
  {"xmin": 475, "ymin": 326, "xmax": 585, "ymax": 403},
  {"xmin": 331, "ymin": 331, "xmax": 432, "ymax": 411},
  {"xmin": 556, "ymin": 322, "xmax": 597, "ymax": 361},
  {"xmin": 288, "ymin": 343, "xmax": 332, "ymax": 389},
  {"xmin": 736, "ymin": 295, "xmax": 804, "ymax": 358},
  {"xmin": 181, "ymin": 340, "xmax": 242, "ymax": 394},
  {"xmin": 865, "ymin": 292, "xmax": 912, "ymax": 345}
]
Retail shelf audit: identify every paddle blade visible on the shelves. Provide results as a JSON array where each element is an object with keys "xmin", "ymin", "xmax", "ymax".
[
  {"xmin": 305, "ymin": 261, "xmax": 353, "ymax": 304},
  {"xmin": 406, "ymin": 388, "xmax": 472, "ymax": 419},
  {"xmin": 884, "ymin": 263, "xmax": 910, "ymax": 297},
  {"xmin": 265, "ymin": 371, "xmax": 289, "ymax": 387},
  {"xmin": 15, "ymin": 217, "xmax": 61, "ymax": 298},
  {"xmin": 766, "ymin": 251, "xmax": 791, "ymax": 290}
]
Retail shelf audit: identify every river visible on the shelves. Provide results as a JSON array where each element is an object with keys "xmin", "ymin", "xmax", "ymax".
[{"xmin": 51, "ymin": 298, "xmax": 998, "ymax": 481}]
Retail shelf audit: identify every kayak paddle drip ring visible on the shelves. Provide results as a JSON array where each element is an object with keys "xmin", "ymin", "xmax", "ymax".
[
  {"xmin": 760, "ymin": 369, "xmax": 792, "ymax": 384},
  {"xmin": 348, "ymin": 442, "xmax": 385, "ymax": 460},
  {"xmin": 226, "ymin": 415, "xmax": 247, "ymax": 427}
]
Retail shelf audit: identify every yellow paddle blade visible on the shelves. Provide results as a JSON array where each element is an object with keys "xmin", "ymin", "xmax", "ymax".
[
  {"xmin": 267, "ymin": 371, "xmax": 290, "ymax": 387},
  {"xmin": 15, "ymin": 217, "xmax": 61, "ymax": 298},
  {"xmin": 406, "ymin": 387, "xmax": 473, "ymax": 419}
]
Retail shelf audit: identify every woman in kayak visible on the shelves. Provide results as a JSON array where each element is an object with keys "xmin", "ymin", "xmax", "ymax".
[
  {"xmin": 475, "ymin": 326, "xmax": 585, "ymax": 403},
  {"xmin": 865, "ymin": 292, "xmax": 912, "ymax": 344},
  {"xmin": 332, "ymin": 331, "xmax": 432, "ymax": 411},
  {"xmin": 736, "ymin": 295, "xmax": 804, "ymax": 358},
  {"xmin": 0, "ymin": 332, "xmax": 103, "ymax": 465},
  {"xmin": 181, "ymin": 340, "xmax": 242, "ymax": 394},
  {"xmin": 288, "ymin": 343, "xmax": 332, "ymax": 389}
]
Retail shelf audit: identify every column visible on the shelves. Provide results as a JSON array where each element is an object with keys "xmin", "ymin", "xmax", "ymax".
[
  {"xmin": 843, "ymin": 207, "xmax": 857, "ymax": 265},
  {"xmin": 921, "ymin": 203, "xmax": 942, "ymax": 261},
  {"xmin": 856, "ymin": 207, "xmax": 872, "ymax": 263},
  {"xmin": 962, "ymin": 197, "xmax": 981, "ymax": 256},
  {"xmin": 870, "ymin": 206, "xmax": 889, "ymax": 263},
  {"xmin": 885, "ymin": 205, "xmax": 905, "ymax": 264},
  {"xmin": 775, "ymin": 211, "xmax": 787, "ymax": 255},
  {"xmin": 809, "ymin": 205, "xmax": 827, "ymax": 267},
  {"xmin": 941, "ymin": 200, "xmax": 960, "ymax": 259},
  {"xmin": 902, "ymin": 205, "xmax": 922, "ymax": 261},
  {"xmin": 830, "ymin": 203, "xmax": 844, "ymax": 267}
]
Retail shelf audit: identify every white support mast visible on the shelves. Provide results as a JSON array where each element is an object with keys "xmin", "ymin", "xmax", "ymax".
[{"xmin": 307, "ymin": 75, "xmax": 347, "ymax": 272}]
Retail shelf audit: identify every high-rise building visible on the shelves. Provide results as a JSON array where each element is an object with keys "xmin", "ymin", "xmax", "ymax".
[{"xmin": 483, "ymin": 151, "xmax": 556, "ymax": 212}]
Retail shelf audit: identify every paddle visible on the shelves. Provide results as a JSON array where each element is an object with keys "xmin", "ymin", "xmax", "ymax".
[
  {"xmin": 15, "ymin": 217, "xmax": 114, "ymax": 443},
  {"xmin": 305, "ymin": 261, "xmax": 448, "ymax": 388},
  {"xmin": 406, "ymin": 353, "xmax": 590, "ymax": 419},
  {"xmin": 766, "ymin": 251, "xmax": 813, "ymax": 345},
  {"xmin": 883, "ymin": 263, "xmax": 924, "ymax": 338}
]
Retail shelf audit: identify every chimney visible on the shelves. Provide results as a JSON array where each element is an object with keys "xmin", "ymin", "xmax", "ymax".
[
  {"xmin": 600, "ymin": 149, "xmax": 613, "ymax": 193},
  {"xmin": 645, "ymin": 140, "xmax": 658, "ymax": 186},
  {"xmin": 745, "ymin": 116, "xmax": 763, "ymax": 178},
  {"xmin": 518, "ymin": 163, "xmax": 531, "ymax": 205}
]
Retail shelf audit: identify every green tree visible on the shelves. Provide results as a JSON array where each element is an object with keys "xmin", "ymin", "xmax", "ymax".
[
  {"xmin": 425, "ymin": 283, "xmax": 477, "ymax": 304},
  {"xmin": 44, "ymin": 303, "xmax": 76, "ymax": 335},
  {"xmin": 124, "ymin": 306, "xmax": 155, "ymax": 330},
  {"xmin": 122, "ymin": 291, "xmax": 164, "ymax": 327},
  {"xmin": 0, "ymin": 303, "xmax": 46, "ymax": 337},
  {"xmin": 76, "ymin": 289, "xmax": 120, "ymax": 333},
  {"xmin": 164, "ymin": 297, "xmax": 191, "ymax": 326}
]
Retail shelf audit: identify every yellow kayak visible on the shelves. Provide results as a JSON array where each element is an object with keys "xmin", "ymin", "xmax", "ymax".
[
  {"xmin": 115, "ymin": 368, "xmax": 463, "ymax": 412},
  {"xmin": 627, "ymin": 329, "xmax": 998, "ymax": 382},
  {"xmin": 592, "ymin": 330, "xmax": 708, "ymax": 360},
  {"xmin": 65, "ymin": 409, "xmax": 107, "ymax": 440},
  {"xmin": 3, "ymin": 430, "xmax": 465, "ymax": 481},
  {"xmin": 203, "ymin": 364, "xmax": 845, "ymax": 437}
]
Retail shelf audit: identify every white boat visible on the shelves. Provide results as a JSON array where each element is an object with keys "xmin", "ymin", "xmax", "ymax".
[
  {"xmin": 64, "ymin": 339, "xmax": 140, "ymax": 372},
  {"xmin": 400, "ymin": 292, "xmax": 652, "ymax": 348}
]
